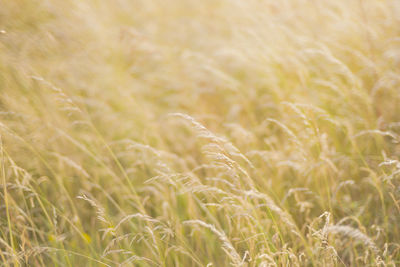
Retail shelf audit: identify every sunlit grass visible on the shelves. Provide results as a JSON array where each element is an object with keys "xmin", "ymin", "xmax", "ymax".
[{"xmin": 1, "ymin": 0, "xmax": 400, "ymax": 266}]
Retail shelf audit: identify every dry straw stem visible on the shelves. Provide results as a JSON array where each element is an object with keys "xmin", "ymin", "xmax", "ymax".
[{"xmin": 183, "ymin": 220, "xmax": 242, "ymax": 266}]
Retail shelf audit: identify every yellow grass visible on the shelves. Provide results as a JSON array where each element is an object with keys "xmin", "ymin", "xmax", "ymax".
[{"xmin": 1, "ymin": 0, "xmax": 400, "ymax": 266}]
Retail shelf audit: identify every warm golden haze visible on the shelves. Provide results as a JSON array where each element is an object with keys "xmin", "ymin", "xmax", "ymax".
[{"xmin": 1, "ymin": 0, "xmax": 400, "ymax": 266}]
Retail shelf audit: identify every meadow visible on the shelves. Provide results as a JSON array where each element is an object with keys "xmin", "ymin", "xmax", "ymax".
[{"xmin": 1, "ymin": 0, "xmax": 400, "ymax": 266}]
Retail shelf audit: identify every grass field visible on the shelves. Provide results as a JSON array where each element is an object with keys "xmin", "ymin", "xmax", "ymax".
[{"xmin": 1, "ymin": 0, "xmax": 400, "ymax": 266}]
